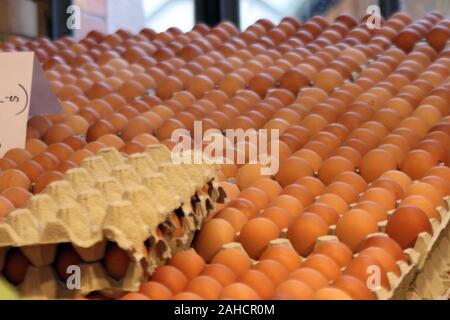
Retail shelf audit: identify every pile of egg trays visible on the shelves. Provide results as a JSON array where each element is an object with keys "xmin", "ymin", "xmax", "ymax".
[{"xmin": 0, "ymin": 144, "xmax": 223, "ymax": 299}]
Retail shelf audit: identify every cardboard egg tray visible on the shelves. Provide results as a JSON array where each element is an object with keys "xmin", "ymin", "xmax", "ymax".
[
  {"xmin": 0, "ymin": 145, "xmax": 225, "ymax": 299},
  {"xmin": 228, "ymin": 191, "xmax": 450, "ymax": 300},
  {"xmin": 406, "ymin": 196, "xmax": 450, "ymax": 300}
]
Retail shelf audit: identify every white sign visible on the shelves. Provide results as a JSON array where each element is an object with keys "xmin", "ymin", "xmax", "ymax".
[{"xmin": 0, "ymin": 52, "xmax": 62, "ymax": 157}]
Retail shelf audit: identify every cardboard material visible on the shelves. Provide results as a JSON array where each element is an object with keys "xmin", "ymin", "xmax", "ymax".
[
  {"xmin": 0, "ymin": 52, "xmax": 62, "ymax": 157},
  {"xmin": 0, "ymin": 145, "xmax": 223, "ymax": 299}
]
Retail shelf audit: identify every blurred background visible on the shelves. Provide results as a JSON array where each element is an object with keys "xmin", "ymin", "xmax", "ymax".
[{"xmin": 0, "ymin": 0, "xmax": 449, "ymax": 41}]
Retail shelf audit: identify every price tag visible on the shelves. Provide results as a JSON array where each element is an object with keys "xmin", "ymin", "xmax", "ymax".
[{"xmin": 0, "ymin": 52, "xmax": 62, "ymax": 157}]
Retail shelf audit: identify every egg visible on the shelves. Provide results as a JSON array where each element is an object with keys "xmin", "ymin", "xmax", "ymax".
[
  {"xmin": 239, "ymin": 218, "xmax": 280, "ymax": 259},
  {"xmin": 186, "ymin": 275, "xmax": 223, "ymax": 300},
  {"xmin": 3, "ymin": 148, "xmax": 32, "ymax": 166},
  {"xmin": 404, "ymin": 182, "xmax": 443, "ymax": 208},
  {"xmin": 195, "ymin": 218, "xmax": 235, "ymax": 262},
  {"xmin": 1, "ymin": 187, "xmax": 32, "ymax": 209},
  {"xmin": 275, "ymin": 157, "xmax": 314, "ymax": 187},
  {"xmin": 214, "ymin": 208, "xmax": 248, "ymax": 233},
  {"xmin": 18, "ymin": 160, "xmax": 45, "ymax": 183},
  {"xmin": 220, "ymin": 283, "xmax": 261, "ymax": 300},
  {"xmin": 281, "ymin": 184, "xmax": 315, "ymax": 207},
  {"xmin": 250, "ymin": 178, "xmax": 281, "ymax": 201},
  {"xmin": 344, "ymin": 254, "xmax": 390, "ymax": 289},
  {"xmin": 55, "ymin": 244, "xmax": 82, "ymax": 281},
  {"xmin": 336, "ymin": 209, "xmax": 379, "ymax": 251},
  {"xmin": 421, "ymin": 175, "xmax": 450, "ymax": 198},
  {"xmin": 313, "ymin": 240, "xmax": 353, "ymax": 268},
  {"xmin": 3, "ymin": 248, "xmax": 30, "ymax": 285},
  {"xmin": 332, "ymin": 275, "xmax": 376, "ymax": 300},
  {"xmin": 386, "ymin": 206, "xmax": 433, "ymax": 249},
  {"xmin": 359, "ymin": 187, "xmax": 396, "ymax": 211},
  {"xmin": 151, "ymin": 265, "xmax": 188, "ymax": 294},
  {"xmin": 201, "ymin": 263, "xmax": 236, "ymax": 287},
  {"xmin": 318, "ymin": 156, "xmax": 355, "ymax": 185},
  {"xmin": 359, "ymin": 149, "xmax": 397, "ymax": 182},
  {"xmin": 235, "ymin": 163, "xmax": 269, "ymax": 189},
  {"xmin": 239, "ymin": 270, "xmax": 275, "ymax": 299},
  {"xmin": 400, "ymin": 150, "xmax": 438, "ymax": 180},
  {"xmin": 287, "ymin": 212, "xmax": 329, "ymax": 257},
  {"xmin": 139, "ymin": 281, "xmax": 173, "ymax": 300},
  {"xmin": 359, "ymin": 246, "xmax": 400, "ymax": 276},
  {"xmin": 43, "ymin": 124, "xmax": 75, "ymax": 145},
  {"xmin": 260, "ymin": 203, "xmax": 292, "ymax": 226},
  {"xmin": 301, "ymin": 253, "xmax": 341, "ymax": 281},
  {"xmin": 304, "ymin": 203, "xmax": 340, "ymax": 226},
  {"xmin": 168, "ymin": 249, "xmax": 205, "ymax": 280},
  {"xmin": 0, "ymin": 195, "xmax": 15, "ymax": 219},
  {"xmin": 211, "ymin": 247, "xmax": 252, "ymax": 278},
  {"xmin": 259, "ymin": 244, "xmax": 301, "ymax": 272},
  {"xmin": 269, "ymin": 194, "xmax": 303, "ymax": 218},
  {"xmin": 0, "ymin": 169, "xmax": 31, "ymax": 193},
  {"xmin": 332, "ymin": 171, "xmax": 368, "ymax": 194},
  {"xmin": 274, "ymin": 280, "xmax": 314, "ymax": 300},
  {"xmin": 316, "ymin": 193, "xmax": 348, "ymax": 215}
]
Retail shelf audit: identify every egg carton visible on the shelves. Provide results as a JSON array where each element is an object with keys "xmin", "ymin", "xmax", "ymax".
[{"xmin": 0, "ymin": 145, "xmax": 224, "ymax": 299}]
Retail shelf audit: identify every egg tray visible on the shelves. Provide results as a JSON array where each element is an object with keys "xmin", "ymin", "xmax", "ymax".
[
  {"xmin": 370, "ymin": 196, "xmax": 450, "ymax": 300},
  {"xmin": 405, "ymin": 197, "xmax": 450, "ymax": 300},
  {"xmin": 0, "ymin": 145, "xmax": 224, "ymax": 299},
  {"xmin": 228, "ymin": 193, "xmax": 450, "ymax": 300}
]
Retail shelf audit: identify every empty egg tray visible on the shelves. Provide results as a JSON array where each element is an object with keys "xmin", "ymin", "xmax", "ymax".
[{"xmin": 0, "ymin": 145, "xmax": 225, "ymax": 299}]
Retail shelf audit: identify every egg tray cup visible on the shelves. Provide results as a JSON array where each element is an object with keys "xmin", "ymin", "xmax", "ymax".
[{"xmin": 0, "ymin": 145, "xmax": 224, "ymax": 299}]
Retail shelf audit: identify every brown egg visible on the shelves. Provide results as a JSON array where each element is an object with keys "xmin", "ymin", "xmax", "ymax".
[
  {"xmin": 404, "ymin": 182, "xmax": 443, "ymax": 208},
  {"xmin": 305, "ymin": 203, "xmax": 340, "ymax": 226},
  {"xmin": 318, "ymin": 156, "xmax": 355, "ymax": 185},
  {"xmin": 386, "ymin": 206, "xmax": 432, "ymax": 249},
  {"xmin": 287, "ymin": 212, "xmax": 328, "ymax": 256},
  {"xmin": 3, "ymin": 248, "xmax": 30, "ymax": 285},
  {"xmin": 336, "ymin": 209, "xmax": 379, "ymax": 251},
  {"xmin": 43, "ymin": 124, "xmax": 75, "ymax": 145},
  {"xmin": 281, "ymin": 184, "xmax": 315, "ymax": 207},
  {"xmin": 1, "ymin": 187, "xmax": 31, "ymax": 209},
  {"xmin": 46, "ymin": 143, "xmax": 74, "ymax": 162},
  {"xmin": 359, "ymin": 149, "xmax": 397, "ymax": 183},
  {"xmin": 357, "ymin": 234, "xmax": 406, "ymax": 262},
  {"xmin": 421, "ymin": 175, "xmax": 450, "ymax": 198},
  {"xmin": 34, "ymin": 170, "xmax": 64, "ymax": 194},
  {"xmin": 332, "ymin": 275, "xmax": 376, "ymax": 300},
  {"xmin": 359, "ymin": 247, "xmax": 400, "ymax": 276},
  {"xmin": 400, "ymin": 150, "xmax": 438, "ymax": 180},
  {"xmin": 380, "ymin": 170, "xmax": 412, "ymax": 193},
  {"xmin": 291, "ymin": 150, "xmax": 322, "ymax": 173},
  {"xmin": 325, "ymin": 182, "xmax": 359, "ymax": 204},
  {"xmin": 5, "ymin": 149, "xmax": 32, "ymax": 169},
  {"xmin": 360, "ymin": 187, "xmax": 396, "ymax": 211},
  {"xmin": 269, "ymin": 195, "xmax": 303, "ymax": 218},
  {"xmin": 354, "ymin": 201, "xmax": 387, "ymax": 223},
  {"xmin": 344, "ymin": 255, "xmax": 390, "ymax": 290},
  {"xmin": 301, "ymin": 254, "xmax": 341, "ymax": 281},
  {"xmin": 0, "ymin": 169, "xmax": 32, "ymax": 193},
  {"xmin": 228, "ymin": 197, "xmax": 259, "ymax": 220},
  {"xmin": 25, "ymin": 139, "xmax": 47, "ymax": 156},
  {"xmin": 401, "ymin": 195, "xmax": 440, "ymax": 221},
  {"xmin": 295, "ymin": 176, "xmax": 325, "ymax": 198},
  {"xmin": 332, "ymin": 171, "xmax": 368, "ymax": 194},
  {"xmin": 194, "ymin": 218, "xmax": 235, "ymax": 262},
  {"xmin": 239, "ymin": 218, "xmax": 280, "ymax": 259},
  {"xmin": 251, "ymin": 178, "xmax": 282, "ymax": 200},
  {"xmin": 0, "ymin": 195, "xmax": 15, "ymax": 219},
  {"xmin": 313, "ymin": 240, "xmax": 353, "ymax": 268},
  {"xmin": 275, "ymin": 157, "xmax": 314, "ymax": 187},
  {"xmin": 235, "ymin": 163, "xmax": 269, "ymax": 190}
]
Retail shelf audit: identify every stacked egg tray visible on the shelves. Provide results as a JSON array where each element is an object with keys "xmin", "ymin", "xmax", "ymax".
[
  {"xmin": 0, "ymin": 144, "xmax": 224, "ymax": 299},
  {"xmin": 220, "ymin": 186, "xmax": 450, "ymax": 300}
]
